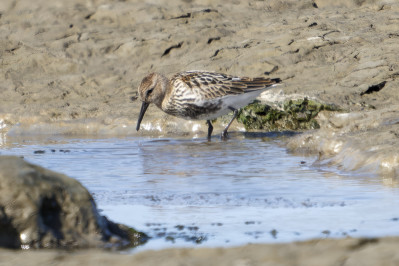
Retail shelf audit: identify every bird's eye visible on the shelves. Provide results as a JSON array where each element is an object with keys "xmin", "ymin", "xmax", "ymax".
[{"xmin": 146, "ymin": 87, "xmax": 154, "ymax": 96}]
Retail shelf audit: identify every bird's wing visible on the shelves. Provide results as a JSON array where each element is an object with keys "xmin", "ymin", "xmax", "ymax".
[{"xmin": 171, "ymin": 71, "xmax": 281, "ymax": 100}]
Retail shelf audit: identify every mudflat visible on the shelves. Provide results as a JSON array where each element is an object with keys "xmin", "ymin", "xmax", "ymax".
[
  {"xmin": 1, "ymin": 238, "xmax": 399, "ymax": 265},
  {"xmin": 1, "ymin": 0, "xmax": 399, "ymax": 264}
]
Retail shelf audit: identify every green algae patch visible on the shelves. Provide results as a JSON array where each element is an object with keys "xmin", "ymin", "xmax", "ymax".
[{"xmin": 237, "ymin": 98, "xmax": 340, "ymax": 131}]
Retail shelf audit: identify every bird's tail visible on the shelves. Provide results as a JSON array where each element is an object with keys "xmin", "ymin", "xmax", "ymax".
[{"xmin": 237, "ymin": 77, "xmax": 282, "ymax": 91}]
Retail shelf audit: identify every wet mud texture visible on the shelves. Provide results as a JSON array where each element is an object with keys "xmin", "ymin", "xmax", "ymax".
[{"xmin": 1, "ymin": 237, "xmax": 399, "ymax": 266}]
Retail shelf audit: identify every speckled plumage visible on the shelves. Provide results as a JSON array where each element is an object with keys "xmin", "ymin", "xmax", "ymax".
[{"xmin": 136, "ymin": 71, "xmax": 281, "ymax": 139}]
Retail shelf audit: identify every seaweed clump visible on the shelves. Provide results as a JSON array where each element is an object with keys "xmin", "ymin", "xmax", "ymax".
[{"xmin": 237, "ymin": 98, "xmax": 340, "ymax": 131}]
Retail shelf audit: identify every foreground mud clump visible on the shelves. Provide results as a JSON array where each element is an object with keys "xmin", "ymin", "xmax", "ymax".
[
  {"xmin": 237, "ymin": 98, "xmax": 340, "ymax": 131},
  {"xmin": 0, "ymin": 156, "xmax": 147, "ymax": 249}
]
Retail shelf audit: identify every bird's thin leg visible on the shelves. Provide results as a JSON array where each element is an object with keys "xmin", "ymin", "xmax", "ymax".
[
  {"xmin": 221, "ymin": 107, "xmax": 238, "ymax": 140},
  {"xmin": 206, "ymin": 120, "xmax": 213, "ymax": 140}
]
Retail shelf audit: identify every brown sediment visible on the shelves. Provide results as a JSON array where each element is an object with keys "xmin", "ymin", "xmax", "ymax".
[
  {"xmin": 286, "ymin": 108, "xmax": 399, "ymax": 177},
  {"xmin": 1, "ymin": 237, "xmax": 399, "ymax": 265}
]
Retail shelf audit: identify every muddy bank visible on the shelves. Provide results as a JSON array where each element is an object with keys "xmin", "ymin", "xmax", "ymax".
[
  {"xmin": 1, "ymin": 0, "xmax": 399, "ymax": 175},
  {"xmin": 1, "ymin": 237, "xmax": 399, "ymax": 265},
  {"xmin": 287, "ymin": 108, "xmax": 399, "ymax": 178}
]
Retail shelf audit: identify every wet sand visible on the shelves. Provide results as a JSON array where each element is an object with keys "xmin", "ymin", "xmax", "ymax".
[{"xmin": 1, "ymin": 0, "xmax": 399, "ymax": 263}]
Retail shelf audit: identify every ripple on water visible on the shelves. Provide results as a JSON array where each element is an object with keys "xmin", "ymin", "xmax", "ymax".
[{"xmin": 2, "ymin": 135, "xmax": 399, "ymax": 251}]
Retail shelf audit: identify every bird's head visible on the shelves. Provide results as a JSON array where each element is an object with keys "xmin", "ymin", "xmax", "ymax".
[{"xmin": 136, "ymin": 73, "xmax": 168, "ymax": 131}]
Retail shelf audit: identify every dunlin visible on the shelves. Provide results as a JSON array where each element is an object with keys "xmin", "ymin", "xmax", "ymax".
[{"xmin": 136, "ymin": 71, "xmax": 281, "ymax": 139}]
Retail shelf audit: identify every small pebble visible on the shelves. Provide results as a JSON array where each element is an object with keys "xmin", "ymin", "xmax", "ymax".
[
  {"xmin": 175, "ymin": 225, "xmax": 185, "ymax": 230},
  {"xmin": 270, "ymin": 229, "xmax": 278, "ymax": 238}
]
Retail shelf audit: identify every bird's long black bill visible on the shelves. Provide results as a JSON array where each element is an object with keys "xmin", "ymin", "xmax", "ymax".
[{"xmin": 136, "ymin": 102, "xmax": 149, "ymax": 131}]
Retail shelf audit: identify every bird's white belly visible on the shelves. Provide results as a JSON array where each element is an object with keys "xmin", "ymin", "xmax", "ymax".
[{"xmin": 193, "ymin": 90, "xmax": 264, "ymax": 120}]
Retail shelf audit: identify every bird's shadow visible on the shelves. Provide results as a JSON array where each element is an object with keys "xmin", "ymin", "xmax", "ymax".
[
  {"xmin": 241, "ymin": 131, "xmax": 300, "ymax": 139},
  {"xmin": 206, "ymin": 131, "xmax": 300, "ymax": 141}
]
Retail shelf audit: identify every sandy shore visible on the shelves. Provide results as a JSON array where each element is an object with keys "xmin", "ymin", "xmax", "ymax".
[{"xmin": 1, "ymin": 0, "xmax": 399, "ymax": 263}]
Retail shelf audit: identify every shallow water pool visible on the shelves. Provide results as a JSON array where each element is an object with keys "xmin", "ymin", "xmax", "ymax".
[{"xmin": 1, "ymin": 133, "xmax": 399, "ymax": 252}]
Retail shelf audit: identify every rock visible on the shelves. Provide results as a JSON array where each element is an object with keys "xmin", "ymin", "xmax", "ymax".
[
  {"xmin": 0, "ymin": 156, "xmax": 147, "ymax": 249},
  {"xmin": 236, "ymin": 98, "xmax": 339, "ymax": 131}
]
